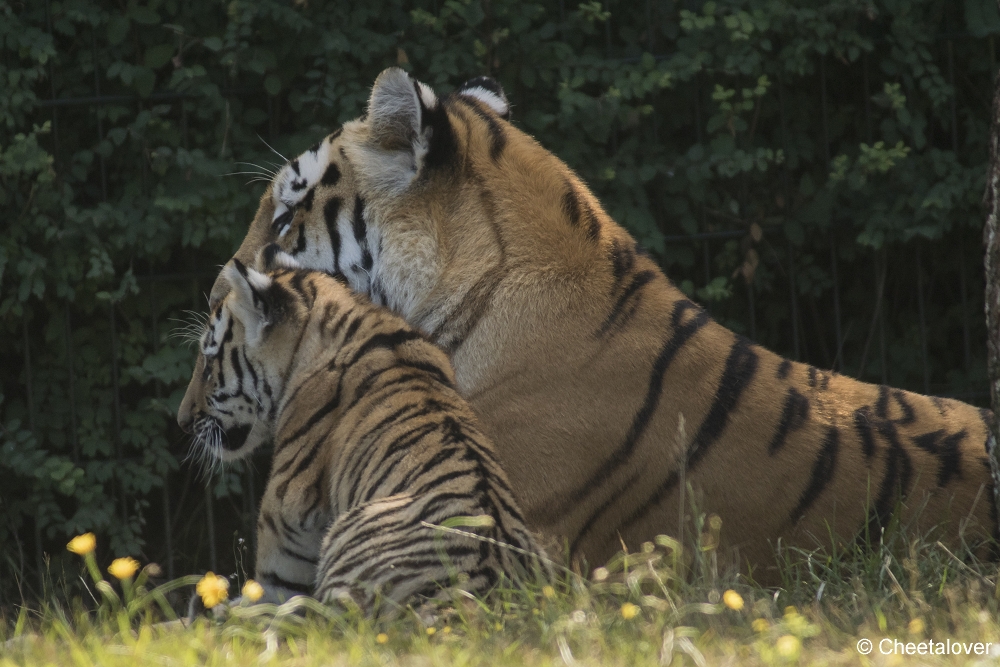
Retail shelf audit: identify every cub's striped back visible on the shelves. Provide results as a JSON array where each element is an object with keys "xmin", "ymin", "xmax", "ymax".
[{"xmin": 178, "ymin": 259, "xmax": 547, "ymax": 610}]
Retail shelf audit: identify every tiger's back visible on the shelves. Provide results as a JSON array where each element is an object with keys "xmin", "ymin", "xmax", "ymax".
[{"xmin": 178, "ymin": 261, "xmax": 547, "ymax": 609}]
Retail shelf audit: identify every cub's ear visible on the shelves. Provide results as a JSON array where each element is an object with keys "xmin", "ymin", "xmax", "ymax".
[
  {"xmin": 222, "ymin": 258, "xmax": 272, "ymax": 344},
  {"xmin": 455, "ymin": 76, "xmax": 510, "ymax": 120}
]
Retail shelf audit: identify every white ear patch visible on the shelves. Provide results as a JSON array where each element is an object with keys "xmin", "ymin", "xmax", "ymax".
[
  {"xmin": 416, "ymin": 81, "xmax": 438, "ymax": 110},
  {"xmin": 456, "ymin": 76, "xmax": 510, "ymax": 119},
  {"xmin": 271, "ymin": 250, "xmax": 302, "ymax": 270},
  {"xmin": 245, "ymin": 266, "xmax": 273, "ymax": 293}
]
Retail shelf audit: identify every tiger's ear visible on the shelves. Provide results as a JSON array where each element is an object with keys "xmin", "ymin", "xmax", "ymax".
[
  {"xmin": 456, "ymin": 76, "xmax": 510, "ymax": 120},
  {"xmin": 222, "ymin": 259, "xmax": 272, "ymax": 344},
  {"xmin": 368, "ymin": 67, "xmax": 433, "ymax": 149},
  {"xmin": 365, "ymin": 68, "xmax": 456, "ymax": 190}
]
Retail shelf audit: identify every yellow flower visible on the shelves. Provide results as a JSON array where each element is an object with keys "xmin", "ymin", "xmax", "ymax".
[
  {"xmin": 783, "ymin": 605, "xmax": 798, "ymax": 617},
  {"xmin": 67, "ymin": 533, "xmax": 96, "ymax": 556},
  {"xmin": 620, "ymin": 603, "xmax": 640, "ymax": 620},
  {"xmin": 196, "ymin": 572, "xmax": 230, "ymax": 608},
  {"xmin": 376, "ymin": 633, "xmax": 389, "ymax": 644},
  {"xmin": 542, "ymin": 585, "xmax": 556, "ymax": 599},
  {"xmin": 442, "ymin": 626, "xmax": 452, "ymax": 634},
  {"xmin": 241, "ymin": 579, "xmax": 264, "ymax": 602},
  {"xmin": 752, "ymin": 618, "xmax": 770, "ymax": 633},
  {"xmin": 908, "ymin": 618, "xmax": 925, "ymax": 635},
  {"xmin": 107, "ymin": 557, "xmax": 140, "ymax": 580},
  {"xmin": 426, "ymin": 627, "xmax": 436, "ymax": 636},
  {"xmin": 722, "ymin": 589, "xmax": 744, "ymax": 611},
  {"xmin": 775, "ymin": 635, "xmax": 801, "ymax": 659}
]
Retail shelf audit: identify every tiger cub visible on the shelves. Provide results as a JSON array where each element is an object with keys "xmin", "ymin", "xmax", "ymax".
[{"xmin": 177, "ymin": 257, "xmax": 547, "ymax": 611}]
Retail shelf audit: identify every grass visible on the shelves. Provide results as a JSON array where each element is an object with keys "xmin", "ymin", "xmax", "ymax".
[{"xmin": 4, "ymin": 511, "xmax": 1000, "ymax": 666}]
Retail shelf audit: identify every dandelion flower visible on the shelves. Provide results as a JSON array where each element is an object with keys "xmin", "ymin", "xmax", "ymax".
[
  {"xmin": 542, "ymin": 585, "xmax": 556, "ymax": 599},
  {"xmin": 620, "ymin": 603, "xmax": 640, "ymax": 620},
  {"xmin": 144, "ymin": 563, "xmax": 163, "ymax": 577},
  {"xmin": 752, "ymin": 618, "xmax": 770, "ymax": 633},
  {"xmin": 242, "ymin": 579, "xmax": 264, "ymax": 602},
  {"xmin": 591, "ymin": 567, "xmax": 609, "ymax": 582},
  {"xmin": 908, "ymin": 618, "xmax": 925, "ymax": 635},
  {"xmin": 376, "ymin": 633, "xmax": 389, "ymax": 644},
  {"xmin": 107, "ymin": 557, "xmax": 140, "ymax": 580},
  {"xmin": 426, "ymin": 627, "xmax": 436, "ymax": 636},
  {"xmin": 67, "ymin": 533, "xmax": 96, "ymax": 556},
  {"xmin": 196, "ymin": 572, "xmax": 230, "ymax": 608},
  {"xmin": 775, "ymin": 635, "xmax": 801, "ymax": 659},
  {"xmin": 442, "ymin": 626, "xmax": 452, "ymax": 634},
  {"xmin": 722, "ymin": 589, "xmax": 744, "ymax": 611}
]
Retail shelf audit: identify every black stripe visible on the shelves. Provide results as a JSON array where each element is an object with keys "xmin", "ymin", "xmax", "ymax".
[
  {"xmin": 557, "ymin": 300, "xmax": 710, "ymax": 519},
  {"xmin": 790, "ymin": 426, "xmax": 839, "ymax": 523},
  {"xmin": 277, "ymin": 384, "xmax": 342, "ymax": 448},
  {"xmin": 229, "ymin": 347, "xmax": 244, "ymax": 386},
  {"xmin": 351, "ymin": 196, "xmax": 373, "ymax": 271},
  {"xmin": 807, "ymin": 366, "xmax": 818, "ymax": 388},
  {"xmin": 323, "ymin": 197, "xmax": 343, "ymax": 274},
  {"xmin": 290, "ymin": 158, "xmax": 300, "ymax": 175},
  {"xmin": 280, "ymin": 545, "xmax": 318, "ymax": 565},
  {"xmin": 300, "ymin": 187, "xmax": 315, "ymax": 212},
  {"xmin": 562, "ymin": 182, "xmax": 582, "ymax": 229},
  {"xmin": 347, "ymin": 329, "xmax": 424, "ymax": 367},
  {"xmin": 271, "ymin": 208, "xmax": 293, "ymax": 233},
  {"xmin": 292, "ymin": 223, "xmax": 307, "ymax": 254},
  {"xmin": 853, "ymin": 406, "xmax": 877, "ymax": 459},
  {"xmin": 768, "ymin": 387, "xmax": 810, "ymax": 454},
  {"xmin": 861, "ymin": 423, "xmax": 914, "ymax": 542},
  {"xmin": 875, "ymin": 385, "xmax": 890, "ymax": 418},
  {"xmin": 891, "ymin": 390, "xmax": 915, "ymax": 424},
  {"xmin": 597, "ymin": 270, "xmax": 656, "ymax": 337},
  {"xmin": 911, "ymin": 428, "xmax": 965, "ymax": 487},
  {"xmin": 455, "ymin": 96, "xmax": 506, "ymax": 161},
  {"xmin": 608, "ymin": 239, "xmax": 635, "ymax": 286},
  {"xmin": 321, "ymin": 162, "xmax": 341, "ymax": 186},
  {"xmin": 686, "ymin": 336, "xmax": 759, "ymax": 469},
  {"xmin": 776, "ymin": 359, "xmax": 792, "ymax": 379}
]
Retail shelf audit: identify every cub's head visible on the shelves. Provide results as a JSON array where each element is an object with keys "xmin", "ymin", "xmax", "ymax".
[{"xmin": 177, "ymin": 258, "xmax": 314, "ymax": 464}]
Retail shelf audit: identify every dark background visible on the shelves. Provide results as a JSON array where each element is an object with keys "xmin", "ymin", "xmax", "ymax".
[{"xmin": 2, "ymin": 0, "xmax": 997, "ymax": 604}]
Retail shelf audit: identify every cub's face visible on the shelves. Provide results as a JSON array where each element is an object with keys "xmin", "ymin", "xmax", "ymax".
[{"xmin": 178, "ymin": 260, "xmax": 298, "ymax": 464}]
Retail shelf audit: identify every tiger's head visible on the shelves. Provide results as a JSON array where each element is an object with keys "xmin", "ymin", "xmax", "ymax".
[
  {"xmin": 211, "ymin": 68, "xmax": 619, "ymax": 351},
  {"xmin": 177, "ymin": 257, "xmax": 339, "ymax": 465}
]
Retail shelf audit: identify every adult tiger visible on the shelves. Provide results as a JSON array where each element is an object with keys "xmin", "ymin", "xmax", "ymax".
[
  {"xmin": 209, "ymin": 67, "xmax": 997, "ymax": 579},
  {"xmin": 177, "ymin": 259, "xmax": 547, "ymax": 609}
]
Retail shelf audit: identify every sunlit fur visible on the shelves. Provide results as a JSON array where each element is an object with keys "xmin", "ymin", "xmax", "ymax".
[
  {"xmin": 178, "ymin": 261, "xmax": 547, "ymax": 610},
  {"xmin": 210, "ymin": 67, "xmax": 997, "ymax": 581}
]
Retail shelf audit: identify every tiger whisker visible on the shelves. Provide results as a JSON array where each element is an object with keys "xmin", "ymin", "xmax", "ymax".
[{"xmin": 257, "ymin": 134, "xmax": 287, "ymax": 162}]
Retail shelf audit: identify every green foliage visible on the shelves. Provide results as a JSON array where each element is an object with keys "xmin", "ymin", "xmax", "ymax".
[{"xmin": 0, "ymin": 0, "xmax": 995, "ymax": 602}]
